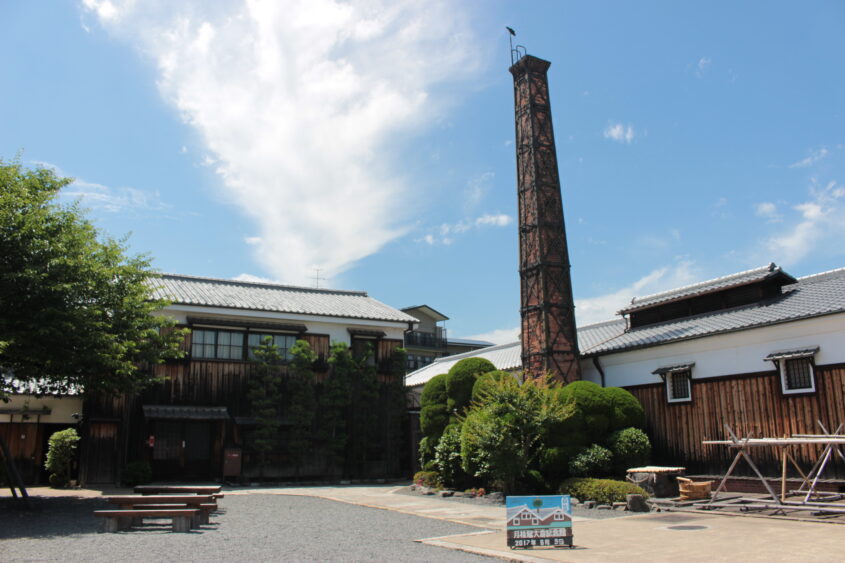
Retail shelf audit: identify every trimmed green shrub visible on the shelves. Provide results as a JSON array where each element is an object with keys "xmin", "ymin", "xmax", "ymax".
[
  {"xmin": 420, "ymin": 373, "xmax": 449, "ymax": 438},
  {"xmin": 413, "ymin": 470, "xmax": 442, "ymax": 488},
  {"xmin": 445, "ymin": 358, "xmax": 496, "ymax": 414},
  {"xmin": 461, "ymin": 376, "xmax": 574, "ymax": 494},
  {"xmin": 44, "ymin": 428, "xmax": 79, "ymax": 488},
  {"xmin": 471, "ymin": 370, "xmax": 511, "ymax": 403},
  {"xmin": 559, "ymin": 477, "xmax": 650, "ymax": 504},
  {"xmin": 122, "ymin": 461, "xmax": 152, "ymax": 487},
  {"xmin": 538, "ymin": 444, "xmax": 583, "ymax": 482},
  {"xmin": 607, "ymin": 427, "xmax": 651, "ymax": 474},
  {"xmin": 568, "ymin": 444, "xmax": 613, "ymax": 478},
  {"xmin": 558, "ymin": 381, "xmax": 612, "ymax": 442},
  {"xmin": 434, "ymin": 424, "xmax": 469, "ymax": 489},
  {"xmin": 604, "ymin": 387, "xmax": 646, "ymax": 431}
]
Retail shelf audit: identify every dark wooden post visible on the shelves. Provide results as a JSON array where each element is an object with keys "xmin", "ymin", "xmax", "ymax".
[{"xmin": 510, "ymin": 55, "xmax": 581, "ymax": 383}]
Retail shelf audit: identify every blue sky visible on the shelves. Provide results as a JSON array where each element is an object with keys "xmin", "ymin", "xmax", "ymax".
[{"xmin": 2, "ymin": 1, "xmax": 843, "ymax": 343}]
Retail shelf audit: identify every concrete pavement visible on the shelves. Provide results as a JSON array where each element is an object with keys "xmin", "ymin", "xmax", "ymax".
[
  {"xmin": 229, "ymin": 484, "xmax": 845, "ymax": 562},
  {"xmin": 7, "ymin": 483, "xmax": 844, "ymax": 561}
]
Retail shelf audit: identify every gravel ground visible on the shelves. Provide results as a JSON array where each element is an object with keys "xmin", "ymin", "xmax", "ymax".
[
  {"xmin": 394, "ymin": 487, "xmax": 636, "ymax": 520},
  {"xmin": 0, "ymin": 494, "xmax": 498, "ymax": 562}
]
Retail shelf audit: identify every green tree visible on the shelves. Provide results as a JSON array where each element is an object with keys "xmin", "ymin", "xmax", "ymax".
[
  {"xmin": 0, "ymin": 159, "xmax": 184, "ymax": 398},
  {"xmin": 461, "ymin": 376, "xmax": 575, "ymax": 494},
  {"xmin": 247, "ymin": 337, "xmax": 284, "ymax": 480},
  {"xmin": 44, "ymin": 428, "xmax": 80, "ymax": 488},
  {"xmin": 319, "ymin": 342, "xmax": 354, "ymax": 475},
  {"xmin": 286, "ymin": 340, "xmax": 317, "ymax": 478}
]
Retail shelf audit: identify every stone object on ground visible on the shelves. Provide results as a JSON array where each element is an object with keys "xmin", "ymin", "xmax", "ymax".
[
  {"xmin": 626, "ymin": 494, "xmax": 650, "ymax": 512},
  {"xmin": 485, "ymin": 492, "xmax": 504, "ymax": 501},
  {"xmin": 583, "ymin": 500, "xmax": 596, "ymax": 509},
  {"xmin": 612, "ymin": 502, "xmax": 627, "ymax": 510},
  {"xmin": 422, "ymin": 488, "xmax": 435, "ymax": 495},
  {"xmin": 626, "ymin": 466, "xmax": 685, "ymax": 498},
  {"xmin": 440, "ymin": 490, "xmax": 454, "ymax": 497},
  {"xmin": 453, "ymin": 492, "xmax": 466, "ymax": 497},
  {"xmin": 597, "ymin": 504, "xmax": 612, "ymax": 510}
]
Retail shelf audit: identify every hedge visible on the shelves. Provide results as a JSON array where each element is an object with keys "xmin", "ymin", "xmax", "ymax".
[{"xmin": 558, "ymin": 477, "xmax": 650, "ymax": 504}]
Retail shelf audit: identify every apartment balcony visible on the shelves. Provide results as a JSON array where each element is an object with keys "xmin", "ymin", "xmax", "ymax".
[{"xmin": 404, "ymin": 330, "xmax": 447, "ymax": 350}]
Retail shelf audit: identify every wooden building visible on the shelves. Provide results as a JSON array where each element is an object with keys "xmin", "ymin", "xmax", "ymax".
[
  {"xmin": 406, "ymin": 263, "xmax": 845, "ymax": 478},
  {"xmin": 75, "ymin": 274, "xmax": 418, "ymax": 485},
  {"xmin": 0, "ymin": 381, "xmax": 83, "ymax": 485}
]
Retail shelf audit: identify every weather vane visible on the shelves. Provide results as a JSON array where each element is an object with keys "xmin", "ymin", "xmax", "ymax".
[{"xmin": 506, "ymin": 27, "xmax": 526, "ymax": 65}]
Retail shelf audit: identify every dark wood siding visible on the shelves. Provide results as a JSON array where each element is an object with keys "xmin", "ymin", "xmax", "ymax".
[{"xmin": 627, "ymin": 364, "xmax": 845, "ymax": 477}]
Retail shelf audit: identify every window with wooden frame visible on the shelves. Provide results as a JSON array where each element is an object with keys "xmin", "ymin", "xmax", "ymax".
[
  {"xmin": 247, "ymin": 333, "xmax": 297, "ymax": 362},
  {"xmin": 653, "ymin": 363, "xmax": 694, "ymax": 404},
  {"xmin": 191, "ymin": 329, "xmax": 245, "ymax": 360},
  {"xmin": 351, "ymin": 337, "xmax": 377, "ymax": 367},
  {"xmin": 766, "ymin": 348, "xmax": 818, "ymax": 395}
]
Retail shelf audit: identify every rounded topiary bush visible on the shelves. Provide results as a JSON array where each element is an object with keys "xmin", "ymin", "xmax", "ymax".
[
  {"xmin": 604, "ymin": 387, "xmax": 646, "ymax": 431},
  {"xmin": 420, "ymin": 373, "xmax": 449, "ymax": 438},
  {"xmin": 568, "ymin": 444, "xmax": 613, "ymax": 478},
  {"xmin": 559, "ymin": 477, "xmax": 650, "ymax": 504},
  {"xmin": 445, "ymin": 358, "xmax": 496, "ymax": 415},
  {"xmin": 607, "ymin": 427, "xmax": 651, "ymax": 475},
  {"xmin": 558, "ymin": 381, "xmax": 612, "ymax": 442},
  {"xmin": 471, "ymin": 370, "xmax": 510, "ymax": 403}
]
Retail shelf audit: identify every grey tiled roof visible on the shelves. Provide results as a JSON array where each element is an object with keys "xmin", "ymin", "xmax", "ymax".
[
  {"xmin": 150, "ymin": 274, "xmax": 418, "ymax": 324},
  {"xmin": 586, "ymin": 267, "xmax": 845, "ymax": 355},
  {"xmin": 618, "ymin": 263, "xmax": 795, "ymax": 314},
  {"xmin": 405, "ymin": 266, "xmax": 845, "ymax": 387}
]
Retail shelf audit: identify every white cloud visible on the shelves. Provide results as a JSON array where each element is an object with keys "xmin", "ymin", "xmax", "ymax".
[
  {"xmin": 244, "ymin": 236, "xmax": 262, "ymax": 246},
  {"xmin": 763, "ymin": 180, "xmax": 845, "ymax": 264},
  {"xmin": 755, "ymin": 201, "xmax": 782, "ymax": 222},
  {"xmin": 574, "ymin": 261, "xmax": 699, "ymax": 325},
  {"xmin": 789, "ymin": 147, "xmax": 829, "ymax": 169},
  {"xmin": 417, "ymin": 213, "xmax": 513, "ymax": 245},
  {"xmin": 465, "ymin": 326, "xmax": 519, "ymax": 346},
  {"xmin": 464, "ymin": 172, "xmax": 494, "ymax": 210},
  {"xmin": 475, "ymin": 213, "xmax": 512, "ymax": 227},
  {"xmin": 696, "ymin": 57, "xmax": 711, "ymax": 77},
  {"xmin": 82, "ymin": 0, "xmax": 481, "ymax": 285},
  {"xmin": 603, "ymin": 122, "xmax": 635, "ymax": 144},
  {"xmin": 33, "ymin": 160, "xmax": 168, "ymax": 213},
  {"xmin": 233, "ymin": 273, "xmax": 278, "ymax": 284}
]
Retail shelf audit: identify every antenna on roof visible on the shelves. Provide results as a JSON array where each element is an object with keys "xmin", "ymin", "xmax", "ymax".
[{"xmin": 310, "ymin": 268, "xmax": 325, "ymax": 289}]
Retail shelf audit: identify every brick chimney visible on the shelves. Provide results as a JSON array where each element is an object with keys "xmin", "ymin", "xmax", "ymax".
[{"xmin": 509, "ymin": 54, "xmax": 581, "ymax": 383}]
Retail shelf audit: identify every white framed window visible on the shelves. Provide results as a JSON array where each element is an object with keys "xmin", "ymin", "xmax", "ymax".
[
  {"xmin": 666, "ymin": 369, "xmax": 692, "ymax": 403},
  {"xmin": 653, "ymin": 363, "xmax": 694, "ymax": 403},
  {"xmin": 779, "ymin": 357, "xmax": 815, "ymax": 394},
  {"xmin": 765, "ymin": 347, "xmax": 818, "ymax": 395}
]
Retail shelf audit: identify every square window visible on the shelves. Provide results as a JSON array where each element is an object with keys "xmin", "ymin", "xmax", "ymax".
[
  {"xmin": 666, "ymin": 369, "xmax": 692, "ymax": 403},
  {"xmin": 248, "ymin": 333, "xmax": 296, "ymax": 362},
  {"xmin": 780, "ymin": 357, "xmax": 815, "ymax": 394}
]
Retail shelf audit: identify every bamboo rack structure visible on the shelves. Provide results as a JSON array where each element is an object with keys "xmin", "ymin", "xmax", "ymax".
[{"xmin": 700, "ymin": 422, "xmax": 845, "ymax": 515}]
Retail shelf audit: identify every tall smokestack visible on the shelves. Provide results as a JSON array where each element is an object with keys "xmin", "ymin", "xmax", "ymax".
[{"xmin": 509, "ymin": 54, "xmax": 581, "ymax": 383}]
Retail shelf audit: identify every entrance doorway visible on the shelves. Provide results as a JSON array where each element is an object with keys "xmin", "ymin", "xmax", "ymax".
[{"xmin": 152, "ymin": 420, "xmax": 215, "ymax": 480}]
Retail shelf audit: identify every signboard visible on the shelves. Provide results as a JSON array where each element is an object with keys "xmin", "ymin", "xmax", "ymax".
[{"xmin": 506, "ymin": 495, "xmax": 573, "ymax": 549}]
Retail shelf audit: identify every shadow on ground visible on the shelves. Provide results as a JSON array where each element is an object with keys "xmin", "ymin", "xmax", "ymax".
[{"xmin": 0, "ymin": 496, "xmax": 109, "ymax": 539}]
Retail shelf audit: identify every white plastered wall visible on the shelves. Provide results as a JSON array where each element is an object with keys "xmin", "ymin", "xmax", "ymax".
[
  {"xmin": 0, "ymin": 395, "xmax": 84, "ymax": 424},
  {"xmin": 585, "ymin": 313, "xmax": 845, "ymax": 389}
]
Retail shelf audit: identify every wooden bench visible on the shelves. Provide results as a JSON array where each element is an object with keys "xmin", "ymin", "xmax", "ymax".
[
  {"xmin": 137, "ymin": 503, "xmax": 218, "ymax": 525},
  {"xmin": 134, "ymin": 485, "xmax": 222, "ymax": 496},
  {"xmin": 106, "ymin": 495, "xmax": 216, "ymax": 528},
  {"xmin": 94, "ymin": 509, "xmax": 199, "ymax": 533}
]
